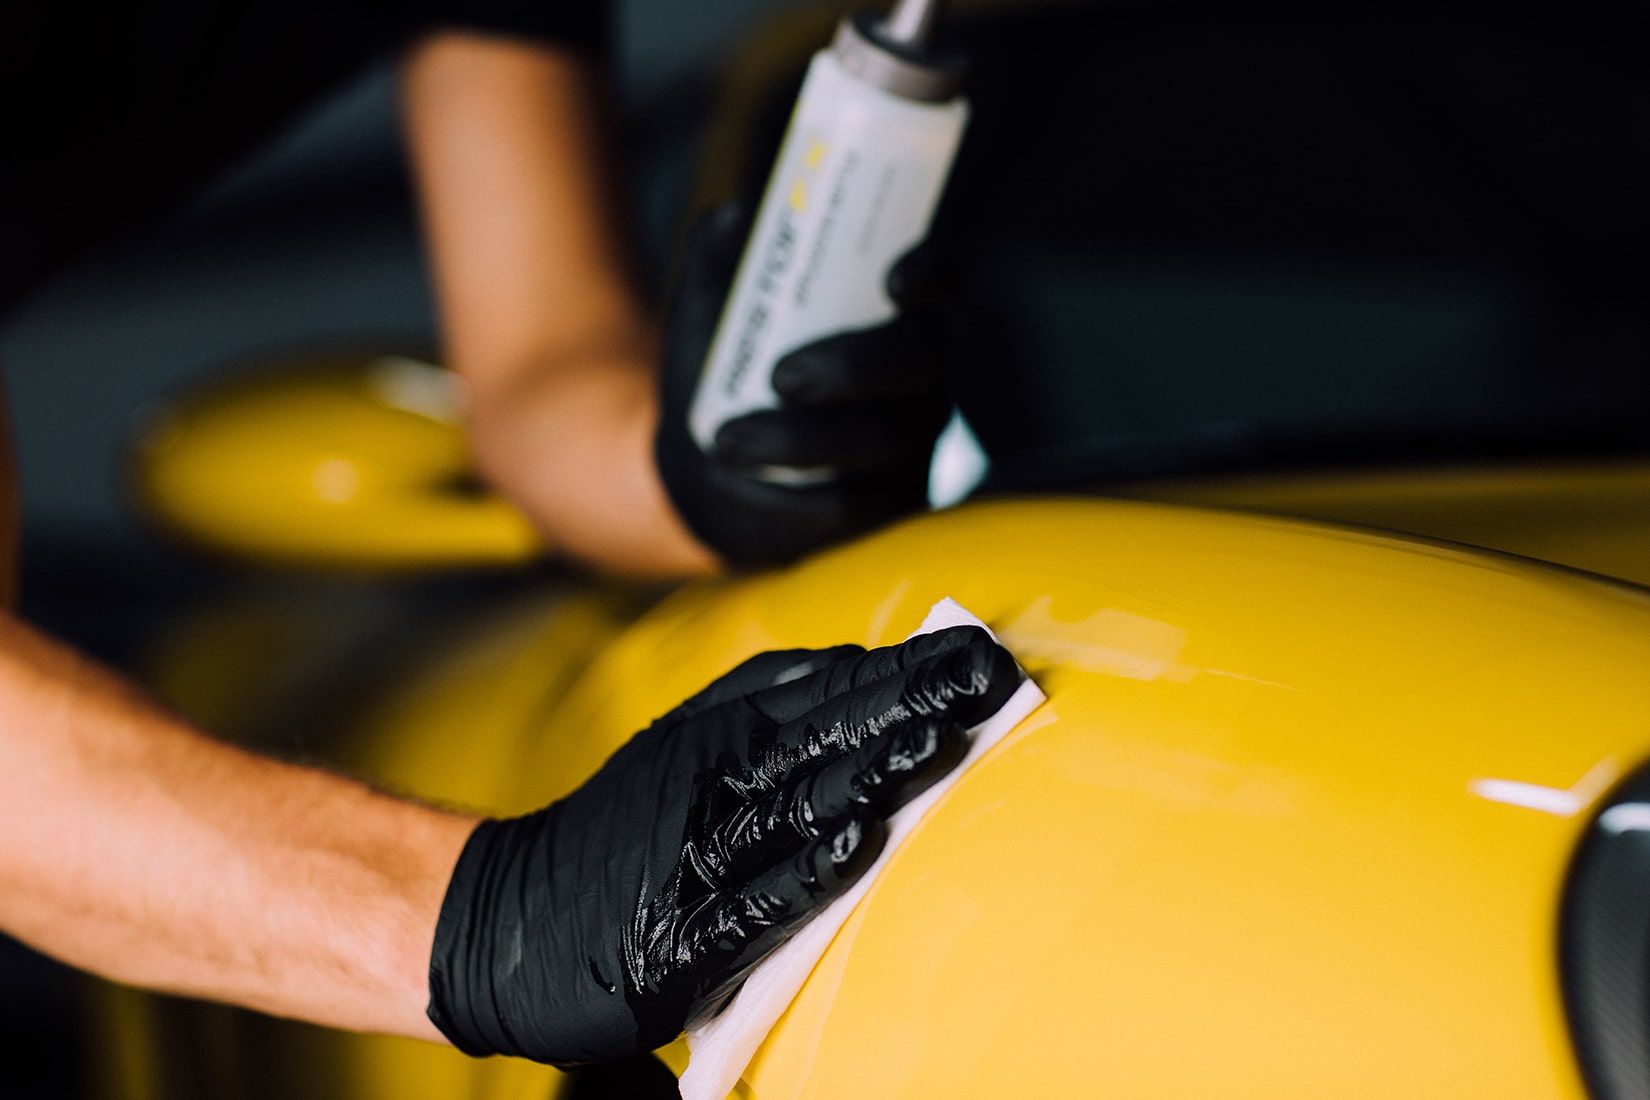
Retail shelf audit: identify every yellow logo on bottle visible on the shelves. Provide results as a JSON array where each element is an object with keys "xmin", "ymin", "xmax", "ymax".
[{"xmin": 789, "ymin": 138, "xmax": 830, "ymax": 213}]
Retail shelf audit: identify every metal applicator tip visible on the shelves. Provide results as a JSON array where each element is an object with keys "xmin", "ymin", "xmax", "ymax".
[{"xmin": 879, "ymin": 0, "xmax": 945, "ymax": 48}]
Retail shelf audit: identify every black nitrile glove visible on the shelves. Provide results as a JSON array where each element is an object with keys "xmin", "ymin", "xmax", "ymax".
[
  {"xmin": 656, "ymin": 202, "xmax": 954, "ymax": 567},
  {"xmin": 427, "ymin": 624, "xmax": 1019, "ymax": 1066}
]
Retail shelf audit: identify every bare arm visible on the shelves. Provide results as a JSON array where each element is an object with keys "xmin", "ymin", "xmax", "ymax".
[
  {"xmin": 397, "ymin": 32, "xmax": 717, "ymax": 577},
  {"xmin": 0, "ymin": 607, "xmax": 476, "ymax": 1041},
  {"xmin": 0, "ymin": 34, "xmax": 699, "ymax": 1036},
  {"xmin": 0, "ymin": 364, "xmax": 459, "ymax": 1037}
]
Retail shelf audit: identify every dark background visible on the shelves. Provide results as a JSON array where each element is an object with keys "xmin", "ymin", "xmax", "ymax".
[
  {"xmin": 5, "ymin": 1, "xmax": 1650, "ymax": 1095},
  {"xmin": 0, "ymin": 1, "xmax": 801, "ymax": 1094}
]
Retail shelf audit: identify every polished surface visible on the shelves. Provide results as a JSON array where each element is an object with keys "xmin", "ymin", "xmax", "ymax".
[
  {"xmin": 1126, "ymin": 461, "xmax": 1650, "ymax": 589},
  {"xmin": 588, "ymin": 498, "xmax": 1650, "ymax": 1098},
  {"xmin": 119, "ymin": 364, "xmax": 1650, "ymax": 1096}
]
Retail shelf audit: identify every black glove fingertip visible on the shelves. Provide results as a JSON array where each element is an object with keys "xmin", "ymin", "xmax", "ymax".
[
  {"xmin": 804, "ymin": 715, "xmax": 971, "ymax": 825},
  {"xmin": 770, "ymin": 644, "xmax": 868, "ymax": 686},
  {"xmin": 884, "ymin": 240, "xmax": 954, "ymax": 309},
  {"xmin": 694, "ymin": 815, "xmax": 885, "ymax": 1005},
  {"xmin": 906, "ymin": 623, "xmax": 995, "ymax": 661},
  {"xmin": 810, "ymin": 814, "xmax": 887, "ymax": 896},
  {"xmin": 691, "ymin": 199, "xmax": 755, "ymax": 275},
  {"xmin": 933, "ymin": 632, "xmax": 1023, "ymax": 727},
  {"xmin": 769, "ymin": 335, "xmax": 856, "ymax": 402},
  {"xmin": 871, "ymin": 717, "xmax": 971, "ymax": 810},
  {"xmin": 707, "ymin": 414, "xmax": 763, "ymax": 467},
  {"xmin": 746, "ymin": 814, "xmax": 885, "ymax": 911},
  {"xmin": 670, "ymin": 644, "xmax": 865, "ymax": 719}
]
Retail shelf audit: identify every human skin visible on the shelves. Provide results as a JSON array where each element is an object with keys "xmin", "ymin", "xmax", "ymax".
[
  {"xmin": 0, "ymin": 601, "xmax": 474, "ymax": 1041},
  {"xmin": 0, "ymin": 336, "xmax": 461, "ymax": 1040},
  {"xmin": 0, "ymin": 29, "xmax": 708, "ymax": 1042},
  {"xmin": 398, "ymin": 32, "xmax": 720, "ymax": 578}
]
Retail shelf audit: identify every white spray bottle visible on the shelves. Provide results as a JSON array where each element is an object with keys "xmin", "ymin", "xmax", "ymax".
[{"xmin": 687, "ymin": 0, "xmax": 970, "ymax": 483}]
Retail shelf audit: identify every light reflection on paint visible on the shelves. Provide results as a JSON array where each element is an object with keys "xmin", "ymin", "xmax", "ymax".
[
  {"xmin": 1470, "ymin": 756, "xmax": 1618, "ymax": 816},
  {"xmin": 312, "ymin": 457, "xmax": 360, "ymax": 504},
  {"xmin": 995, "ymin": 596, "xmax": 1296, "ymax": 691},
  {"xmin": 998, "ymin": 596, "xmax": 1192, "ymax": 681},
  {"xmin": 367, "ymin": 355, "xmax": 461, "ymax": 422}
]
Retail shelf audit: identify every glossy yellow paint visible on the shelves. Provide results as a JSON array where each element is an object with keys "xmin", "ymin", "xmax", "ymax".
[
  {"xmin": 115, "ymin": 357, "xmax": 1650, "ymax": 1096},
  {"xmin": 500, "ymin": 496, "xmax": 1646, "ymax": 1098},
  {"xmin": 1124, "ymin": 460, "xmax": 1650, "ymax": 588},
  {"xmin": 130, "ymin": 354, "xmax": 542, "ymax": 572},
  {"xmin": 97, "ymin": 495, "xmax": 1650, "ymax": 1096}
]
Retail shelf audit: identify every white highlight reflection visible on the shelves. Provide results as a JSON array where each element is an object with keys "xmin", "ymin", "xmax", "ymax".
[
  {"xmin": 1470, "ymin": 756, "xmax": 1618, "ymax": 817},
  {"xmin": 1600, "ymin": 802, "xmax": 1650, "ymax": 835}
]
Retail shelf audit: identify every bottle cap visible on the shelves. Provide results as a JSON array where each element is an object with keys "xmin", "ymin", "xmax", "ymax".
[{"xmin": 831, "ymin": 8, "xmax": 967, "ymax": 103}]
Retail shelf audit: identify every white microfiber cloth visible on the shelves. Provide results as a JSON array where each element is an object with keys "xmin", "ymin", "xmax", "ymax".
[{"xmin": 678, "ymin": 598, "xmax": 1047, "ymax": 1100}]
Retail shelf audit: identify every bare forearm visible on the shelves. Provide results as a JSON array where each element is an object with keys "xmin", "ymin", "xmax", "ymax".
[
  {"xmin": 463, "ymin": 351, "xmax": 717, "ymax": 576},
  {"xmin": 398, "ymin": 33, "xmax": 718, "ymax": 577},
  {"xmin": 0, "ymin": 612, "xmax": 476, "ymax": 1040}
]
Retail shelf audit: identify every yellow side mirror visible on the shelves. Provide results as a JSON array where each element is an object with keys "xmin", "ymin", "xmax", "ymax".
[{"xmin": 130, "ymin": 353, "xmax": 543, "ymax": 572}]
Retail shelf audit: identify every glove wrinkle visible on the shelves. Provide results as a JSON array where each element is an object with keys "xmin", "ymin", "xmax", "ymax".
[{"xmin": 426, "ymin": 627, "xmax": 1014, "ymax": 1066}]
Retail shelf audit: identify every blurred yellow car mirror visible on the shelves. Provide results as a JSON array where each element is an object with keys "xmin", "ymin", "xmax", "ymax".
[{"xmin": 129, "ymin": 353, "xmax": 543, "ymax": 573}]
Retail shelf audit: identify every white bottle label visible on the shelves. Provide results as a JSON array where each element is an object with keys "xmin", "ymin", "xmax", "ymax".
[{"xmin": 689, "ymin": 51, "xmax": 970, "ymax": 452}]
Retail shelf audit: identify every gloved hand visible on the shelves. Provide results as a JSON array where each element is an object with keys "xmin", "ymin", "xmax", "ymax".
[
  {"xmin": 655, "ymin": 202, "xmax": 954, "ymax": 567},
  {"xmin": 427, "ymin": 624, "xmax": 1018, "ymax": 1065}
]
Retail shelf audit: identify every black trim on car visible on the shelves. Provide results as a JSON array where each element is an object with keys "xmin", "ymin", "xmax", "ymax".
[{"xmin": 1562, "ymin": 764, "xmax": 1650, "ymax": 1100}]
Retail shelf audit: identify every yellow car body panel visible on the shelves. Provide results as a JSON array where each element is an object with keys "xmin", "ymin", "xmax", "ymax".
[
  {"xmin": 526, "ymin": 498, "xmax": 1644, "ymax": 1098},
  {"xmin": 111, "ymin": 362, "xmax": 1650, "ymax": 1097},
  {"xmin": 1127, "ymin": 462, "xmax": 1650, "ymax": 590}
]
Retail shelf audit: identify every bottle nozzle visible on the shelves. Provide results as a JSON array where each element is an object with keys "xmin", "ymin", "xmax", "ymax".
[
  {"xmin": 879, "ymin": 0, "xmax": 945, "ymax": 48},
  {"xmin": 832, "ymin": 0, "xmax": 964, "ymax": 102}
]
